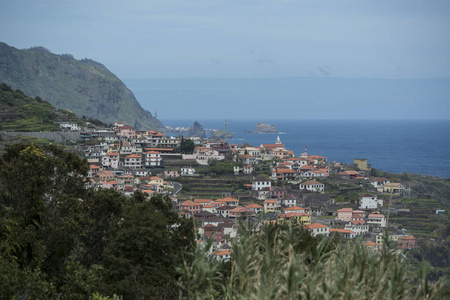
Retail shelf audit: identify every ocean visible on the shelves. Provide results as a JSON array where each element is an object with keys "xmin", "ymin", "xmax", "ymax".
[{"xmin": 161, "ymin": 119, "xmax": 450, "ymax": 178}]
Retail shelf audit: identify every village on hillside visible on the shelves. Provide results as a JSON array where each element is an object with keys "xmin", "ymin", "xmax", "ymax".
[{"xmin": 59, "ymin": 121, "xmax": 442, "ymax": 261}]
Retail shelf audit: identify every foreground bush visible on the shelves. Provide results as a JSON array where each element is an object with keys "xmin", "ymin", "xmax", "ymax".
[{"xmin": 179, "ymin": 223, "xmax": 450, "ymax": 299}]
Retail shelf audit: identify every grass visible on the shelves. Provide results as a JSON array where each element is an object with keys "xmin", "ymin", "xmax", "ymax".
[{"xmin": 179, "ymin": 223, "xmax": 450, "ymax": 299}]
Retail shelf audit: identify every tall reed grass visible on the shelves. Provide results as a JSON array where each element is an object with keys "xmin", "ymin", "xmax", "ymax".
[{"xmin": 178, "ymin": 223, "xmax": 449, "ymax": 299}]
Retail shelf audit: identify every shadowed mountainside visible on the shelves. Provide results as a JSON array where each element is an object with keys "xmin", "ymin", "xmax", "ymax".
[{"xmin": 0, "ymin": 42, "xmax": 163, "ymax": 130}]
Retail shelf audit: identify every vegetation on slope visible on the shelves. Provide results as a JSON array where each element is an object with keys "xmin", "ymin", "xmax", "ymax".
[
  {"xmin": 0, "ymin": 83, "xmax": 108, "ymax": 132},
  {"xmin": 180, "ymin": 223, "xmax": 450, "ymax": 299},
  {"xmin": 0, "ymin": 42, "xmax": 162, "ymax": 130}
]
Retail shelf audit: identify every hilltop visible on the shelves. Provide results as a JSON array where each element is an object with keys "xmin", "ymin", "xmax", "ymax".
[
  {"xmin": 0, "ymin": 83, "xmax": 99, "ymax": 131},
  {"xmin": 0, "ymin": 42, "xmax": 162, "ymax": 130}
]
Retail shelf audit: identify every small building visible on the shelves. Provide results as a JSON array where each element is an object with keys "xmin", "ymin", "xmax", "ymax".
[
  {"xmin": 359, "ymin": 194, "xmax": 378, "ymax": 210},
  {"xmin": 124, "ymin": 154, "xmax": 142, "ymax": 169},
  {"xmin": 377, "ymin": 183, "xmax": 405, "ymax": 195},
  {"xmin": 370, "ymin": 177, "xmax": 390, "ymax": 188},
  {"xmin": 305, "ymin": 223, "xmax": 330, "ymax": 237},
  {"xmin": 278, "ymin": 212, "xmax": 311, "ymax": 225},
  {"xmin": 246, "ymin": 203, "xmax": 263, "ymax": 214},
  {"xmin": 145, "ymin": 151, "xmax": 162, "ymax": 167},
  {"xmin": 252, "ymin": 175, "xmax": 272, "ymax": 191},
  {"xmin": 397, "ymin": 236, "xmax": 418, "ymax": 249},
  {"xmin": 329, "ymin": 228, "xmax": 356, "ymax": 239},
  {"xmin": 299, "ymin": 179, "xmax": 324, "ymax": 192},
  {"xmin": 367, "ymin": 211, "xmax": 386, "ymax": 228},
  {"xmin": 336, "ymin": 208, "xmax": 353, "ymax": 222},
  {"xmin": 181, "ymin": 166, "xmax": 196, "ymax": 176},
  {"xmin": 263, "ymin": 199, "xmax": 279, "ymax": 213}
]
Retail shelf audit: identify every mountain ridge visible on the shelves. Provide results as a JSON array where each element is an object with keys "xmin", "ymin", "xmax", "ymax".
[{"xmin": 0, "ymin": 42, "xmax": 162, "ymax": 130}]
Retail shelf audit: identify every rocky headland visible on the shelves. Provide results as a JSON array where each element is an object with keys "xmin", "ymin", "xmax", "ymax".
[{"xmin": 253, "ymin": 122, "xmax": 277, "ymax": 133}]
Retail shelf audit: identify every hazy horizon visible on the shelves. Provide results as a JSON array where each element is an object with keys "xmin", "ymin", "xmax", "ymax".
[{"xmin": 1, "ymin": 1, "xmax": 449, "ymax": 120}]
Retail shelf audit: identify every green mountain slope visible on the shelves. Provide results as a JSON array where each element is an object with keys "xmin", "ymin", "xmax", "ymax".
[
  {"xmin": 0, "ymin": 83, "xmax": 95, "ymax": 131},
  {"xmin": 0, "ymin": 42, "xmax": 162, "ymax": 130}
]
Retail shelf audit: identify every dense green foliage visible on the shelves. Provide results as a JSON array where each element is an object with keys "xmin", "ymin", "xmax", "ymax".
[
  {"xmin": 0, "ymin": 42, "xmax": 162, "ymax": 130},
  {"xmin": 0, "ymin": 83, "xmax": 80, "ymax": 131},
  {"xmin": 0, "ymin": 143, "xmax": 194, "ymax": 299},
  {"xmin": 174, "ymin": 137, "xmax": 196, "ymax": 154},
  {"xmin": 180, "ymin": 223, "xmax": 450, "ymax": 299}
]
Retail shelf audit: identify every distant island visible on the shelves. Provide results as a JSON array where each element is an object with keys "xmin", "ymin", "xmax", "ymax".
[
  {"xmin": 210, "ymin": 129, "xmax": 233, "ymax": 139},
  {"xmin": 253, "ymin": 122, "xmax": 277, "ymax": 134}
]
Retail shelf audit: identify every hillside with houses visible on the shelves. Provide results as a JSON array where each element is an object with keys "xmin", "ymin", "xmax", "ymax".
[{"xmin": 54, "ymin": 120, "xmax": 447, "ymax": 262}]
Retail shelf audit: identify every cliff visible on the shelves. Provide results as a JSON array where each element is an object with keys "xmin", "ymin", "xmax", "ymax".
[{"xmin": 0, "ymin": 42, "xmax": 163, "ymax": 130}]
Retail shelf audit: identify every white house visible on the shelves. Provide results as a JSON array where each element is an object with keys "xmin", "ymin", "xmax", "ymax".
[
  {"xmin": 252, "ymin": 176, "xmax": 272, "ymax": 191},
  {"xmin": 370, "ymin": 177, "xmax": 390, "ymax": 188},
  {"xmin": 359, "ymin": 194, "xmax": 378, "ymax": 210},
  {"xmin": 145, "ymin": 151, "xmax": 162, "ymax": 167},
  {"xmin": 299, "ymin": 179, "xmax": 324, "ymax": 192},
  {"xmin": 367, "ymin": 212, "xmax": 386, "ymax": 228},
  {"xmin": 281, "ymin": 196, "xmax": 297, "ymax": 208},
  {"xmin": 344, "ymin": 220, "xmax": 369, "ymax": 235},
  {"xmin": 306, "ymin": 223, "xmax": 330, "ymax": 237},
  {"xmin": 102, "ymin": 152, "xmax": 119, "ymax": 169},
  {"xmin": 181, "ymin": 167, "xmax": 196, "ymax": 176},
  {"xmin": 60, "ymin": 122, "xmax": 80, "ymax": 131}
]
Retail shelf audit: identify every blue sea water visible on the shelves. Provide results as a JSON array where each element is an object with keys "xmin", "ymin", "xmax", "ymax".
[{"xmin": 162, "ymin": 119, "xmax": 450, "ymax": 178}]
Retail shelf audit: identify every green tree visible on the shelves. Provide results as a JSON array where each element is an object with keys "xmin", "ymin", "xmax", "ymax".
[{"xmin": 101, "ymin": 192, "xmax": 195, "ymax": 299}]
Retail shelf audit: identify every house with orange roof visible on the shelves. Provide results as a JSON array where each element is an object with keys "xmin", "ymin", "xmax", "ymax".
[
  {"xmin": 299, "ymin": 179, "xmax": 324, "ymax": 192},
  {"xmin": 89, "ymin": 164, "xmax": 101, "ymax": 177},
  {"xmin": 149, "ymin": 176, "xmax": 164, "ymax": 186},
  {"xmin": 101, "ymin": 180, "xmax": 119, "ymax": 191},
  {"xmin": 285, "ymin": 206, "xmax": 305, "ymax": 213},
  {"xmin": 362, "ymin": 241, "xmax": 382, "ymax": 252},
  {"xmin": 278, "ymin": 212, "xmax": 311, "ymax": 225},
  {"xmin": 229, "ymin": 206, "xmax": 255, "ymax": 218},
  {"xmin": 179, "ymin": 200, "xmax": 202, "ymax": 214},
  {"xmin": 264, "ymin": 199, "xmax": 280, "ymax": 213},
  {"xmin": 215, "ymin": 197, "xmax": 239, "ymax": 207},
  {"xmin": 124, "ymin": 154, "xmax": 142, "ymax": 169},
  {"xmin": 271, "ymin": 168, "xmax": 298, "ymax": 181},
  {"xmin": 98, "ymin": 170, "xmax": 115, "ymax": 182},
  {"xmin": 272, "ymin": 148, "xmax": 293, "ymax": 159},
  {"xmin": 344, "ymin": 220, "xmax": 369, "ymax": 235},
  {"xmin": 329, "ymin": 228, "xmax": 356, "ymax": 239},
  {"xmin": 213, "ymin": 250, "xmax": 231, "ymax": 262},
  {"xmin": 115, "ymin": 124, "xmax": 135, "ymax": 139},
  {"xmin": 367, "ymin": 211, "xmax": 386, "ymax": 228},
  {"xmin": 338, "ymin": 170, "xmax": 360, "ymax": 180},
  {"xmin": 201, "ymin": 204, "xmax": 217, "ymax": 214},
  {"xmin": 336, "ymin": 208, "xmax": 353, "ymax": 222},
  {"xmin": 305, "ymin": 223, "xmax": 330, "ymax": 236},
  {"xmin": 194, "ymin": 199, "xmax": 214, "ymax": 206},
  {"xmin": 246, "ymin": 203, "xmax": 263, "ymax": 214}
]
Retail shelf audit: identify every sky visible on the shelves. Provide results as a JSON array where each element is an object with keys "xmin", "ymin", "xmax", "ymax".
[{"xmin": 1, "ymin": 0, "xmax": 449, "ymax": 119}]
